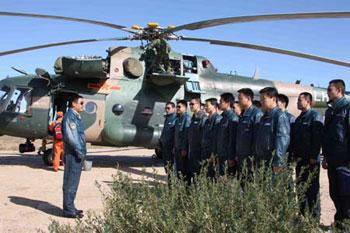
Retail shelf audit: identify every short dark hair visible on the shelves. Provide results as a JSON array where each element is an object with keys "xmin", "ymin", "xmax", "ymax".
[
  {"xmin": 253, "ymin": 100, "xmax": 261, "ymax": 108},
  {"xmin": 69, "ymin": 94, "xmax": 83, "ymax": 108},
  {"xmin": 220, "ymin": 92, "xmax": 235, "ymax": 106},
  {"xmin": 329, "ymin": 79, "xmax": 346, "ymax": 94},
  {"xmin": 259, "ymin": 87, "xmax": 278, "ymax": 99},
  {"xmin": 277, "ymin": 94, "xmax": 289, "ymax": 108},
  {"xmin": 238, "ymin": 88, "xmax": 254, "ymax": 100},
  {"xmin": 177, "ymin": 100, "xmax": 187, "ymax": 108},
  {"xmin": 190, "ymin": 96, "xmax": 201, "ymax": 104},
  {"xmin": 166, "ymin": 102, "xmax": 175, "ymax": 108},
  {"xmin": 299, "ymin": 92, "xmax": 313, "ymax": 103},
  {"xmin": 205, "ymin": 98, "xmax": 218, "ymax": 107}
]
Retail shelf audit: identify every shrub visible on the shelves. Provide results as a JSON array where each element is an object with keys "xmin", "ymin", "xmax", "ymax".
[{"xmin": 47, "ymin": 164, "xmax": 347, "ymax": 233}]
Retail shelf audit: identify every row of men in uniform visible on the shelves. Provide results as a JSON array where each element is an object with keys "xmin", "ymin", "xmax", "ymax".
[{"xmin": 159, "ymin": 79, "xmax": 350, "ymax": 224}]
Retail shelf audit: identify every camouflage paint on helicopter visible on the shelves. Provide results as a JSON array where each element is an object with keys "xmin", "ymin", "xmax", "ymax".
[{"xmin": 0, "ymin": 44, "xmax": 342, "ymax": 152}]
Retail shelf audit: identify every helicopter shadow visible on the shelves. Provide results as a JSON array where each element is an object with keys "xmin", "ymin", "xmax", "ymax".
[{"xmin": 0, "ymin": 152, "xmax": 165, "ymax": 181}]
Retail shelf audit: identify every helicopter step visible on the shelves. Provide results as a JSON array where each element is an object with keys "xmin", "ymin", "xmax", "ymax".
[
  {"xmin": 148, "ymin": 73, "xmax": 189, "ymax": 86},
  {"xmin": 19, "ymin": 139, "xmax": 35, "ymax": 153}
]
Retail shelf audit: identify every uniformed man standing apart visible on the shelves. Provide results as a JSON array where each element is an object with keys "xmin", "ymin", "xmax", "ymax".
[
  {"xmin": 62, "ymin": 94, "xmax": 86, "ymax": 218},
  {"xmin": 202, "ymin": 98, "xmax": 222, "ymax": 179},
  {"xmin": 159, "ymin": 102, "xmax": 177, "ymax": 177},
  {"xmin": 217, "ymin": 93, "xmax": 239, "ymax": 177},
  {"xmin": 188, "ymin": 97, "xmax": 207, "ymax": 180},
  {"xmin": 277, "ymin": 94, "xmax": 295, "ymax": 124},
  {"xmin": 255, "ymin": 87, "xmax": 290, "ymax": 174},
  {"xmin": 323, "ymin": 79, "xmax": 350, "ymax": 223},
  {"xmin": 290, "ymin": 92, "xmax": 323, "ymax": 219},
  {"xmin": 174, "ymin": 100, "xmax": 191, "ymax": 184},
  {"xmin": 234, "ymin": 88, "xmax": 263, "ymax": 183}
]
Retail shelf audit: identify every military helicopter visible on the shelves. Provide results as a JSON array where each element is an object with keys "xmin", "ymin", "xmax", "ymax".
[{"xmin": 0, "ymin": 11, "xmax": 349, "ymax": 164}]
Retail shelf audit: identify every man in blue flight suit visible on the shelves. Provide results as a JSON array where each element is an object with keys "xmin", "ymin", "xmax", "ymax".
[
  {"xmin": 255, "ymin": 87, "xmax": 290, "ymax": 174},
  {"xmin": 188, "ymin": 97, "xmax": 207, "ymax": 181},
  {"xmin": 232, "ymin": 88, "xmax": 263, "ymax": 184},
  {"xmin": 323, "ymin": 79, "xmax": 350, "ymax": 223},
  {"xmin": 62, "ymin": 94, "xmax": 86, "ymax": 218},
  {"xmin": 173, "ymin": 100, "xmax": 191, "ymax": 184},
  {"xmin": 277, "ymin": 94, "xmax": 296, "ymax": 124},
  {"xmin": 290, "ymin": 92, "xmax": 323, "ymax": 219},
  {"xmin": 217, "ymin": 93, "xmax": 239, "ymax": 177},
  {"xmin": 159, "ymin": 102, "xmax": 177, "ymax": 177},
  {"xmin": 202, "ymin": 98, "xmax": 222, "ymax": 179}
]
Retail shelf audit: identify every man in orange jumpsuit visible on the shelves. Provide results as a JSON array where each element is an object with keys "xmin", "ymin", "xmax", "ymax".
[{"xmin": 49, "ymin": 111, "xmax": 64, "ymax": 171}]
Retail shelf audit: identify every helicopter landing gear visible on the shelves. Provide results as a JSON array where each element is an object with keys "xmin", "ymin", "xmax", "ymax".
[
  {"xmin": 19, "ymin": 139, "xmax": 35, "ymax": 153},
  {"xmin": 38, "ymin": 139, "xmax": 54, "ymax": 166},
  {"xmin": 41, "ymin": 148, "xmax": 54, "ymax": 166}
]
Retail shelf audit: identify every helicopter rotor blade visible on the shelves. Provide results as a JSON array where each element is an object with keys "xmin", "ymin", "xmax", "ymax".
[
  {"xmin": 180, "ymin": 36, "xmax": 350, "ymax": 68},
  {"xmin": 170, "ymin": 12, "xmax": 350, "ymax": 32},
  {"xmin": 0, "ymin": 11, "xmax": 137, "ymax": 34},
  {"xmin": 0, "ymin": 37, "xmax": 130, "ymax": 56}
]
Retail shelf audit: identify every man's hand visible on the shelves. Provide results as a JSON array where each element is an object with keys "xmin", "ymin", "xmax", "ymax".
[
  {"xmin": 181, "ymin": 150, "xmax": 187, "ymax": 157},
  {"xmin": 272, "ymin": 166, "xmax": 282, "ymax": 174},
  {"xmin": 309, "ymin": 159, "xmax": 318, "ymax": 165},
  {"xmin": 228, "ymin": 159, "xmax": 236, "ymax": 167},
  {"xmin": 322, "ymin": 159, "xmax": 328, "ymax": 169}
]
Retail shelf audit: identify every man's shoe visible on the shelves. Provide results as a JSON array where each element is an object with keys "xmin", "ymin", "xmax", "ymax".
[
  {"xmin": 63, "ymin": 212, "xmax": 84, "ymax": 219},
  {"xmin": 76, "ymin": 209, "xmax": 83, "ymax": 214}
]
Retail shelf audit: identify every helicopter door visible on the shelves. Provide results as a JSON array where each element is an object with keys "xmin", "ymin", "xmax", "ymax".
[
  {"xmin": 183, "ymin": 55, "xmax": 204, "ymax": 94},
  {"xmin": 80, "ymin": 94, "xmax": 106, "ymax": 143}
]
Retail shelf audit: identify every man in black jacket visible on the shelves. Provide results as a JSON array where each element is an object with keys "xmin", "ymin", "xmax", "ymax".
[
  {"xmin": 217, "ymin": 93, "xmax": 239, "ymax": 177},
  {"xmin": 174, "ymin": 100, "xmax": 191, "ymax": 183},
  {"xmin": 323, "ymin": 79, "xmax": 350, "ymax": 222},
  {"xmin": 202, "ymin": 98, "xmax": 222, "ymax": 179},
  {"xmin": 234, "ymin": 88, "xmax": 263, "ymax": 183},
  {"xmin": 290, "ymin": 92, "xmax": 323, "ymax": 218},
  {"xmin": 188, "ymin": 97, "xmax": 207, "ymax": 180}
]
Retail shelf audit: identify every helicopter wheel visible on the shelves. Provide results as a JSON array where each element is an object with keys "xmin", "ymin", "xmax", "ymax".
[{"xmin": 41, "ymin": 149, "xmax": 54, "ymax": 166}]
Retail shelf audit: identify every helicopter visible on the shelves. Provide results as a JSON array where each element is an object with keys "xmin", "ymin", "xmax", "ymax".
[{"xmin": 0, "ymin": 11, "xmax": 349, "ymax": 165}]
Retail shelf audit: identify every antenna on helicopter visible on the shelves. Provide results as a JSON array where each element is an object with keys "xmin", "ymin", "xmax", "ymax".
[
  {"xmin": 11, "ymin": 66, "xmax": 28, "ymax": 75},
  {"xmin": 252, "ymin": 66, "xmax": 260, "ymax": 80}
]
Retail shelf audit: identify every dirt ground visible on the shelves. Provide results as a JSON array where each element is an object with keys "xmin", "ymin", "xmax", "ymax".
[{"xmin": 0, "ymin": 136, "xmax": 335, "ymax": 232}]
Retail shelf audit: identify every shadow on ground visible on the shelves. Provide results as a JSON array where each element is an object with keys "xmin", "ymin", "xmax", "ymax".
[
  {"xmin": 8, "ymin": 196, "xmax": 62, "ymax": 217},
  {"xmin": 0, "ymin": 150, "xmax": 165, "ymax": 180}
]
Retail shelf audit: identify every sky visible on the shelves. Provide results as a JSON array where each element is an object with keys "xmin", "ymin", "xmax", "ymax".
[{"xmin": 0, "ymin": 0, "xmax": 350, "ymax": 89}]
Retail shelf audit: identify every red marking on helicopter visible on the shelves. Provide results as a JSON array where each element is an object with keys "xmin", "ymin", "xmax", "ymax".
[{"xmin": 110, "ymin": 85, "xmax": 121, "ymax": 90}]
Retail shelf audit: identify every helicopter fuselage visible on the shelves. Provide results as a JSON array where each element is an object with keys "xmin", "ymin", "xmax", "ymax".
[{"xmin": 0, "ymin": 46, "xmax": 332, "ymax": 149}]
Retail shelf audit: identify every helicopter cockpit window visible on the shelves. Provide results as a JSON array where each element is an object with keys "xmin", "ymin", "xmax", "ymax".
[
  {"xmin": 0, "ymin": 86, "xmax": 10, "ymax": 103},
  {"xmin": 6, "ymin": 87, "xmax": 32, "ymax": 114},
  {"xmin": 183, "ymin": 56, "xmax": 198, "ymax": 74}
]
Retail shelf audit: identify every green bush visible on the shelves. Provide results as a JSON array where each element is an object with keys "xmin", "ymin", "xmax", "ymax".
[{"xmin": 46, "ymin": 164, "xmax": 348, "ymax": 233}]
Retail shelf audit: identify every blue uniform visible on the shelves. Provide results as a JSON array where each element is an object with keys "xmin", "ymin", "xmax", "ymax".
[
  {"xmin": 62, "ymin": 108, "xmax": 86, "ymax": 216},
  {"xmin": 323, "ymin": 97, "xmax": 350, "ymax": 221},
  {"xmin": 159, "ymin": 112, "xmax": 177, "ymax": 166},
  {"xmin": 201, "ymin": 112, "xmax": 222, "ymax": 160},
  {"xmin": 174, "ymin": 112, "xmax": 191, "ymax": 180},
  {"xmin": 188, "ymin": 110, "xmax": 207, "ymax": 176},
  {"xmin": 216, "ymin": 109, "xmax": 239, "ymax": 176},
  {"xmin": 255, "ymin": 107, "xmax": 290, "ymax": 168},
  {"xmin": 285, "ymin": 111, "xmax": 295, "ymax": 124},
  {"xmin": 235, "ymin": 105, "xmax": 263, "ymax": 163},
  {"xmin": 291, "ymin": 109, "xmax": 323, "ymax": 218},
  {"xmin": 201, "ymin": 112, "xmax": 221, "ymax": 179}
]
